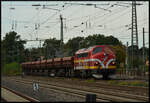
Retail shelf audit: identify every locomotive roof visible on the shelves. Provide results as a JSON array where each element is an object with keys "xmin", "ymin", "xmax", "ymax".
[{"xmin": 75, "ymin": 45, "xmax": 106, "ymax": 54}]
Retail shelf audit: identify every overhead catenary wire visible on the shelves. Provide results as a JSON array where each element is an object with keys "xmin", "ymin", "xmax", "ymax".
[
  {"xmin": 65, "ymin": 5, "xmax": 128, "ymax": 34},
  {"xmin": 31, "ymin": 4, "xmax": 68, "ymax": 32},
  {"xmin": 26, "ymin": 3, "xmax": 70, "ymax": 41},
  {"xmin": 2, "ymin": 1, "xmax": 148, "ymax": 49},
  {"xmin": 67, "ymin": 6, "xmax": 128, "ymax": 35},
  {"xmin": 24, "ymin": 7, "xmax": 61, "ymax": 40},
  {"xmin": 92, "ymin": 2, "xmax": 143, "ymax": 27},
  {"xmin": 62, "ymin": 3, "xmax": 115, "ymax": 33},
  {"xmin": 75, "ymin": 2, "xmax": 144, "ymax": 38},
  {"xmin": 6, "ymin": 1, "xmax": 121, "ymax": 37}
]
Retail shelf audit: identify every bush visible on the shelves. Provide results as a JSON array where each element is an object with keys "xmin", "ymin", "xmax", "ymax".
[
  {"xmin": 2, "ymin": 62, "xmax": 22, "ymax": 76},
  {"xmin": 145, "ymin": 66, "xmax": 149, "ymax": 72}
]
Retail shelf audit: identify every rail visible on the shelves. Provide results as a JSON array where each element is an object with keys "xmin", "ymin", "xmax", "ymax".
[
  {"xmin": 6, "ymin": 77, "xmax": 149, "ymax": 102},
  {"xmin": 1, "ymin": 86, "xmax": 39, "ymax": 102}
]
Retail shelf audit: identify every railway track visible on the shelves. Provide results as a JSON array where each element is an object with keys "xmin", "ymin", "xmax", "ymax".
[
  {"xmin": 6, "ymin": 77, "xmax": 149, "ymax": 102},
  {"xmin": 1, "ymin": 86, "xmax": 39, "ymax": 102},
  {"xmin": 17, "ymin": 76, "xmax": 148, "ymax": 96}
]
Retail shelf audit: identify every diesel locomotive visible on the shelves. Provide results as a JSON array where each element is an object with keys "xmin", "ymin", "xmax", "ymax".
[{"xmin": 21, "ymin": 45, "xmax": 116, "ymax": 79}]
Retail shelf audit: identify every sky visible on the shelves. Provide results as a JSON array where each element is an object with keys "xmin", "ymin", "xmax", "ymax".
[{"xmin": 1, "ymin": 1, "xmax": 149, "ymax": 49}]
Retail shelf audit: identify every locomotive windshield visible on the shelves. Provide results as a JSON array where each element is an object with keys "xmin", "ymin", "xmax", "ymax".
[
  {"xmin": 92, "ymin": 47, "xmax": 102, "ymax": 54},
  {"xmin": 77, "ymin": 52, "xmax": 88, "ymax": 58}
]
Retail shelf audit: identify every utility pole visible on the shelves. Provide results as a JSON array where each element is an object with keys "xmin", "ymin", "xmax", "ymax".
[
  {"xmin": 45, "ymin": 43, "xmax": 48, "ymax": 60},
  {"xmin": 60, "ymin": 14, "xmax": 64, "ymax": 57},
  {"xmin": 39, "ymin": 39, "xmax": 42, "ymax": 60},
  {"xmin": 143, "ymin": 27, "xmax": 145, "ymax": 75},
  {"xmin": 60, "ymin": 14, "xmax": 63, "ymax": 45},
  {"xmin": 126, "ymin": 42, "xmax": 129, "ymax": 73},
  {"xmin": 131, "ymin": 0, "xmax": 139, "ymax": 70},
  {"xmin": 16, "ymin": 39, "xmax": 20, "ymax": 73}
]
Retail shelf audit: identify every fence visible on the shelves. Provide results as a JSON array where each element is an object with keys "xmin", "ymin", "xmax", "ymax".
[{"xmin": 116, "ymin": 67, "xmax": 149, "ymax": 80}]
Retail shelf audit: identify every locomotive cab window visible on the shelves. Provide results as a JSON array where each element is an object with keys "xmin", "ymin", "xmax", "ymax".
[{"xmin": 92, "ymin": 47, "xmax": 102, "ymax": 54}]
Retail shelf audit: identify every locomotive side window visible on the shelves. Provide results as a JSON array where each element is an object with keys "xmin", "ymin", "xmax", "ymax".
[
  {"xmin": 77, "ymin": 52, "xmax": 88, "ymax": 58},
  {"xmin": 92, "ymin": 47, "xmax": 102, "ymax": 54}
]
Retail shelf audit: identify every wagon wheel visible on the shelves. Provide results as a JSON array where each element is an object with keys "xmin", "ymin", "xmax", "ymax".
[{"xmin": 49, "ymin": 70, "xmax": 56, "ymax": 77}]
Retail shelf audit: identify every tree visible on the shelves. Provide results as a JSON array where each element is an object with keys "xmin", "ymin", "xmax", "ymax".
[
  {"xmin": 43, "ymin": 38, "xmax": 61, "ymax": 58},
  {"xmin": 1, "ymin": 31, "xmax": 26, "ymax": 63},
  {"xmin": 1, "ymin": 41, "xmax": 6, "ymax": 67},
  {"xmin": 64, "ymin": 36, "xmax": 84, "ymax": 56},
  {"xmin": 81, "ymin": 34, "xmax": 122, "ymax": 48},
  {"xmin": 110, "ymin": 45, "xmax": 126, "ymax": 68},
  {"xmin": 127, "ymin": 46, "xmax": 149, "ymax": 68}
]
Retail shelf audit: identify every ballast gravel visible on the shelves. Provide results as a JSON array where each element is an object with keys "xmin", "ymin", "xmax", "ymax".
[{"xmin": 2, "ymin": 77, "xmax": 84, "ymax": 102}]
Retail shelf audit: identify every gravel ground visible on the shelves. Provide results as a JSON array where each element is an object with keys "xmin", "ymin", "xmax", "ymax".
[
  {"xmin": 2, "ymin": 77, "xmax": 85, "ymax": 102},
  {"xmin": 2, "ymin": 76, "xmax": 148, "ymax": 102}
]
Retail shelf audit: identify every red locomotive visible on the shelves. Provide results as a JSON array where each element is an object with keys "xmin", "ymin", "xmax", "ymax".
[
  {"xmin": 22, "ymin": 45, "xmax": 116, "ymax": 79},
  {"xmin": 74, "ymin": 45, "xmax": 116, "ymax": 78}
]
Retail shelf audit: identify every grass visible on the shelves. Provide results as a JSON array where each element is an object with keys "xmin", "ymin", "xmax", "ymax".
[
  {"xmin": 85, "ymin": 78, "xmax": 96, "ymax": 83},
  {"xmin": 2, "ymin": 62, "xmax": 22, "ymax": 76},
  {"xmin": 108, "ymin": 80, "xmax": 149, "ymax": 87}
]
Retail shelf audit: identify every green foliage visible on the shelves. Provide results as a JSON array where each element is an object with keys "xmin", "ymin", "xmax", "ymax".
[
  {"xmin": 21, "ymin": 34, "xmax": 125, "ymax": 62},
  {"xmin": 64, "ymin": 34, "xmax": 123, "ymax": 57},
  {"xmin": 81, "ymin": 34, "xmax": 122, "ymax": 48},
  {"xmin": 110, "ymin": 45, "xmax": 126, "ymax": 68},
  {"xmin": 145, "ymin": 66, "xmax": 149, "ymax": 72},
  {"xmin": 43, "ymin": 38, "xmax": 62, "ymax": 58},
  {"xmin": 1, "ymin": 31, "xmax": 26, "ymax": 63},
  {"xmin": 27, "ymin": 47, "xmax": 42, "ymax": 61},
  {"xmin": 64, "ymin": 36, "xmax": 84, "ymax": 56},
  {"xmin": 2, "ymin": 62, "xmax": 22, "ymax": 76},
  {"xmin": 127, "ymin": 45, "xmax": 149, "ymax": 68},
  {"xmin": 127, "ymin": 55, "xmax": 144, "ymax": 68}
]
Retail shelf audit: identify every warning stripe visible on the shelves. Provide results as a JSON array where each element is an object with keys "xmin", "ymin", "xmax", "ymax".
[
  {"xmin": 74, "ymin": 58, "xmax": 115, "ymax": 69},
  {"xmin": 75, "ymin": 66, "xmax": 116, "ymax": 70}
]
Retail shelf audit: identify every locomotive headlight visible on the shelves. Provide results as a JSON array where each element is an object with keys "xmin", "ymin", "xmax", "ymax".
[
  {"xmin": 112, "ymin": 61, "xmax": 115, "ymax": 64},
  {"xmin": 95, "ymin": 62, "xmax": 99, "ymax": 65}
]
